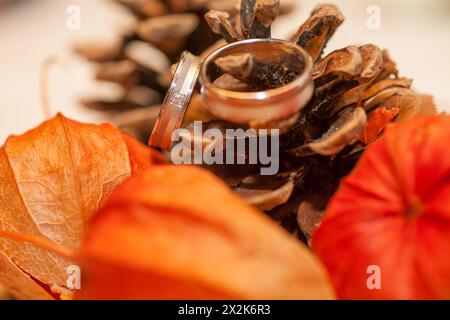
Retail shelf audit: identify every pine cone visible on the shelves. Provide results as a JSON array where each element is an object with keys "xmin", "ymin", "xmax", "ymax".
[
  {"xmin": 73, "ymin": 0, "xmax": 229, "ymax": 141},
  {"xmin": 74, "ymin": 1, "xmax": 437, "ymax": 243},
  {"xmin": 74, "ymin": 0, "xmax": 296, "ymax": 142},
  {"xmin": 196, "ymin": 2, "xmax": 437, "ymax": 243}
]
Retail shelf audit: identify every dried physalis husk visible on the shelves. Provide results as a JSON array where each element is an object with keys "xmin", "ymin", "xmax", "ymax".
[
  {"xmin": 75, "ymin": 166, "xmax": 335, "ymax": 299},
  {"xmin": 291, "ymin": 4, "xmax": 344, "ymax": 62},
  {"xmin": 0, "ymin": 114, "xmax": 162, "ymax": 300},
  {"xmin": 0, "ymin": 283, "xmax": 10, "ymax": 300},
  {"xmin": 312, "ymin": 116, "xmax": 450, "ymax": 299}
]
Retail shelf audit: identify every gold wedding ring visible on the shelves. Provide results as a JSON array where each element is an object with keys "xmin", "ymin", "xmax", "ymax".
[
  {"xmin": 200, "ymin": 39, "xmax": 314, "ymax": 123},
  {"xmin": 149, "ymin": 51, "xmax": 200, "ymax": 150},
  {"xmin": 149, "ymin": 39, "xmax": 314, "ymax": 151}
]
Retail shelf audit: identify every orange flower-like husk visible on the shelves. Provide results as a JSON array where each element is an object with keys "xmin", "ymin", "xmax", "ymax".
[
  {"xmin": 312, "ymin": 116, "xmax": 450, "ymax": 299},
  {"xmin": 76, "ymin": 166, "xmax": 335, "ymax": 300},
  {"xmin": 0, "ymin": 114, "xmax": 162, "ymax": 299}
]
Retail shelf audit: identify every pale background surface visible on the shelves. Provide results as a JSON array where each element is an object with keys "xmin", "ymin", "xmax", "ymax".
[{"xmin": 1, "ymin": 0, "xmax": 450, "ymax": 144}]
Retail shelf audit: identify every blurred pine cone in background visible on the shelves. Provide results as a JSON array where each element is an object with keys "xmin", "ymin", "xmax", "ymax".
[{"xmin": 73, "ymin": 0, "xmax": 295, "ymax": 142}]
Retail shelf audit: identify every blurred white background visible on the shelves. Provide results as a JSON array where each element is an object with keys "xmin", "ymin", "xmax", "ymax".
[{"xmin": 1, "ymin": 0, "xmax": 450, "ymax": 144}]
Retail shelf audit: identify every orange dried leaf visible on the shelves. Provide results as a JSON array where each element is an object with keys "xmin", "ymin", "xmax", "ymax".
[
  {"xmin": 121, "ymin": 132, "xmax": 166, "ymax": 172},
  {"xmin": 358, "ymin": 106, "xmax": 400, "ymax": 144},
  {"xmin": 75, "ymin": 166, "xmax": 335, "ymax": 300},
  {"xmin": 0, "ymin": 113, "xmax": 160, "ymax": 299}
]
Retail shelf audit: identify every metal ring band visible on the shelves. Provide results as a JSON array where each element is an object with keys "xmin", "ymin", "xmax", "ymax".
[
  {"xmin": 199, "ymin": 39, "xmax": 314, "ymax": 123},
  {"xmin": 149, "ymin": 51, "xmax": 200, "ymax": 150}
]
